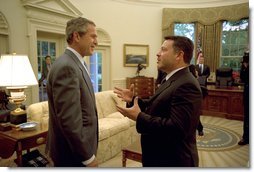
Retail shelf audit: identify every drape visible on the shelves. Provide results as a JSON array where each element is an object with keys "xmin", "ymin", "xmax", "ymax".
[{"xmin": 162, "ymin": 3, "xmax": 249, "ymax": 72}]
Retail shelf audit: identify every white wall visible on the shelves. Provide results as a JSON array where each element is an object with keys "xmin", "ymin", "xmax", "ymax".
[
  {"xmin": 1, "ymin": 0, "xmax": 250, "ymax": 80},
  {"xmin": 69, "ymin": 0, "xmax": 249, "ymax": 80},
  {"xmin": 0, "ymin": 0, "xmax": 28, "ymax": 54},
  {"xmin": 0, "ymin": 0, "xmax": 250, "ymax": 105},
  {"xmin": 69, "ymin": 0, "xmax": 162, "ymax": 79}
]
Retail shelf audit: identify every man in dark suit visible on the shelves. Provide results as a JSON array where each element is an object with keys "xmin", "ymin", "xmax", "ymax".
[
  {"xmin": 238, "ymin": 51, "xmax": 249, "ymax": 145},
  {"xmin": 46, "ymin": 17, "xmax": 98, "ymax": 167},
  {"xmin": 195, "ymin": 52, "xmax": 210, "ymax": 86},
  {"xmin": 195, "ymin": 52, "xmax": 210, "ymax": 136},
  {"xmin": 38, "ymin": 55, "xmax": 51, "ymax": 86},
  {"xmin": 114, "ymin": 36, "xmax": 202, "ymax": 167}
]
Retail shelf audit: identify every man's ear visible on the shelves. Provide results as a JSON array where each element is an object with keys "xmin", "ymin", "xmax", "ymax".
[
  {"xmin": 176, "ymin": 51, "xmax": 184, "ymax": 61},
  {"xmin": 73, "ymin": 32, "xmax": 80, "ymax": 42}
]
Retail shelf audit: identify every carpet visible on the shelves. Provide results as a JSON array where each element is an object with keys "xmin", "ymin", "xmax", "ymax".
[{"xmin": 196, "ymin": 123, "xmax": 241, "ymax": 151}]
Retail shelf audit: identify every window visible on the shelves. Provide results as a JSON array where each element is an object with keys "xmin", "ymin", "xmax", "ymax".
[
  {"xmin": 174, "ymin": 23, "xmax": 195, "ymax": 64},
  {"xmin": 220, "ymin": 19, "xmax": 249, "ymax": 76},
  {"xmin": 89, "ymin": 52, "xmax": 102, "ymax": 92},
  {"xmin": 37, "ymin": 40, "xmax": 56, "ymax": 101}
]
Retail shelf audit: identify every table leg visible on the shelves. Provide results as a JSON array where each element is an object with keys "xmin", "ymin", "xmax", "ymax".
[
  {"xmin": 122, "ymin": 150, "xmax": 126, "ymax": 167},
  {"xmin": 16, "ymin": 142, "xmax": 23, "ymax": 166}
]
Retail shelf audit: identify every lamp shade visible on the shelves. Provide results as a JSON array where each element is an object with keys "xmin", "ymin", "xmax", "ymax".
[{"xmin": 0, "ymin": 54, "xmax": 38, "ymax": 87}]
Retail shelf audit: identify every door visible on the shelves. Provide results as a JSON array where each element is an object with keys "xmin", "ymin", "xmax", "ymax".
[
  {"xmin": 37, "ymin": 31, "xmax": 65, "ymax": 101},
  {"xmin": 85, "ymin": 46, "xmax": 111, "ymax": 92}
]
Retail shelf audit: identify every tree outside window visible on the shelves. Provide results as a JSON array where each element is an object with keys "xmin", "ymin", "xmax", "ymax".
[
  {"xmin": 220, "ymin": 19, "xmax": 249, "ymax": 82},
  {"xmin": 174, "ymin": 23, "xmax": 195, "ymax": 64}
]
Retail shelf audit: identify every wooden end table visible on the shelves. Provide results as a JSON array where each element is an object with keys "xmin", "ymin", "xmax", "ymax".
[
  {"xmin": 0, "ymin": 122, "xmax": 48, "ymax": 167},
  {"xmin": 122, "ymin": 141, "xmax": 142, "ymax": 167}
]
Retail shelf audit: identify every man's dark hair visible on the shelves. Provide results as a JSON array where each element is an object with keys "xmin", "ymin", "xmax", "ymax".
[
  {"xmin": 189, "ymin": 64, "xmax": 197, "ymax": 78},
  {"xmin": 164, "ymin": 35, "xmax": 194, "ymax": 64},
  {"xmin": 45, "ymin": 55, "xmax": 51, "ymax": 60}
]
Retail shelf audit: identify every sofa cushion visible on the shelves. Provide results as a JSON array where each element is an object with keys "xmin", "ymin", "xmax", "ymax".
[
  {"xmin": 106, "ymin": 112, "xmax": 125, "ymax": 119},
  {"xmin": 107, "ymin": 112, "xmax": 136, "ymax": 127},
  {"xmin": 95, "ymin": 97, "xmax": 104, "ymax": 119},
  {"xmin": 98, "ymin": 117, "xmax": 130, "ymax": 141},
  {"xmin": 95, "ymin": 90, "xmax": 123, "ymax": 118},
  {"xmin": 26, "ymin": 101, "xmax": 49, "ymax": 123}
]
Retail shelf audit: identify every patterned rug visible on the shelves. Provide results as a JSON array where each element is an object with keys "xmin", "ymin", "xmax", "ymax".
[{"xmin": 196, "ymin": 123, "xmax": 241, "ymax": 151}]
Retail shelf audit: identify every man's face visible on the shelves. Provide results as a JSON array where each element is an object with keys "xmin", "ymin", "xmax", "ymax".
[
  {"xmin": 45, "ymin": 57, "xmax": 51, "ymax": 65},
  {"xmin": 198, "ymin": 53, "xmax": 204, "ymax": 64},
  {"xmin": 156, "ymin": 40, "xmax": 178, "ymax": 73},
  {"xmin": 78, "ymin": 24, "xmax": 98, "ymax": 57},
  {"xmin": 199, "ymin": 57, "xmax": 204, "ymax": 64}
]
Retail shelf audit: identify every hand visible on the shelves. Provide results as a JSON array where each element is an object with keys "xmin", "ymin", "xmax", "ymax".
[
  {"xmin": 86, "ymin": 158, "xmax": 98, "ymax": 167},
  {"xmin": 116, "ymin": 97, "xmax": 141, "ymax": 121},
  {"xmin": 114, "ymin": 84, "xmax": 134, "ymax": 103}
]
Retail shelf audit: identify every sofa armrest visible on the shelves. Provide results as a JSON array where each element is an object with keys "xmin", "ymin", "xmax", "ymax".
[{"xmin": 26, "ymin": 101, "xmax": 49, "ymax": 123}]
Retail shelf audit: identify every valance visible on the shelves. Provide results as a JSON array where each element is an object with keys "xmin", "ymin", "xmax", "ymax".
[{"xmin": 162, "ymin": 3, "xmax": 249, "ymax": 36}]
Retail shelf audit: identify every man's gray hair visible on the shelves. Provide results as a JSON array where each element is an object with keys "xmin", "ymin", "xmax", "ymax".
[{"xmin": 66, "ymin": 17, "xmax": 96, "ymax": 44}]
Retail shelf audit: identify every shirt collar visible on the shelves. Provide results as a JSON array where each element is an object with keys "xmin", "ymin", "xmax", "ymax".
[
  {"xmin": 67, "ymin": 47, "xmax": 87, "ymax": 70},
  {"xmin": 165, "ymin": 66, "xmax": 186, "ymax": 81}
]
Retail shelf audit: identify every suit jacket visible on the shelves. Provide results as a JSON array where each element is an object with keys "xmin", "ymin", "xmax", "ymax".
[
  {"xmin": 195, "ymin": 64, "xmax": 210, "ymax": 78},
  {"xmin": 195, "ymin": 64, "xmax": 210, "ymax": 86},
  {"xmin": 39, "ymin": 63, "xmax": 50, "ymax": 85},
  {"xmin": 46, "ymin": 49, "xmax": 98, "ymax": 166},
  {"xmin": 135, "ymin": 67, "xmax": 202, "ymax": 167}
]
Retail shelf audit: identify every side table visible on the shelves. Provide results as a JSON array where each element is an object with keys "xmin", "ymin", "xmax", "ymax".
[
  {"xmin": 122, "ymin": 141, "xmax": 142, "ymax": 167},
  {"xmin": 0, "ymin": 122, "xmax": 48, "ymax": 167}
]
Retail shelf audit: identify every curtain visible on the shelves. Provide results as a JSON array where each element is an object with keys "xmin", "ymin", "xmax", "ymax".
[
  {"xmin": 162, "ymin": 3, "xmax": 249, "ymax": 72},
  {"xmin": 199, "ymin": 22, "xmax": 222, "ymax": 72}
]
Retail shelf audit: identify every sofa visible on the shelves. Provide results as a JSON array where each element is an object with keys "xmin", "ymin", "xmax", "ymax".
[{"xmin": 26, "ymin": 90, "xmax": 140, "ymax": 164}]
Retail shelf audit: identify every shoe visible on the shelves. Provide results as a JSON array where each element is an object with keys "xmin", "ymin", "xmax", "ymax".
[
  {"xmin": 198, "ymin": 131, "xmax": 204, "ymax": 136},
  {"xmin": 238, "ymin": 139, "xmax": 249, "ymax": 145}
]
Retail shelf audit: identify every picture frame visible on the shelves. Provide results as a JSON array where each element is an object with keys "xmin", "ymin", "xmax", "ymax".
[{"xmin": 123, "ymin": 44, "xmax": 149, "ymax": 67}]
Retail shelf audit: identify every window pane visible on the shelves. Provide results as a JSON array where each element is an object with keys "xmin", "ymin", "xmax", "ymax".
[
  {"xmin": 174, "ymin": 23, "xmax": 195, "ymax": 64},
  {"xmin": 42, "ymin": 41, "xmax": 48, "ymax": 56},
  {"xmin": 50, "ymin": 42, "xmax": 56, "ymax": 56},
  {"xmin": 174, "ymin": 23, "xmax": 195, "ymax": 41},
  {"xmin": 89, "ymin": 52, "xmax": 102, "ymax": 92},
  {"xmin": 221, "ymin": 19, "xmax": 249, "ymax": 74},
  {"xmin": 230, "ymin": 45, "xmax": 238, "ymax": 56},
  {"xmin": 222, "ymin": 45, "xmax": 230, "ymax": 56}
]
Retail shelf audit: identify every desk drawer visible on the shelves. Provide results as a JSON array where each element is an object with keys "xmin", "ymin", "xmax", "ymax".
[{"xmin": 20, "ymin": 132, "xmax": 47, "ymax": 150}]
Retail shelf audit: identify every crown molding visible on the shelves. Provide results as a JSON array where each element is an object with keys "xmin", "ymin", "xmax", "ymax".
[
  {"xmin": 21, "ymin": 0, "xmax": 82, "ymax": 18},
  {"xmin": 111, "ymin": 0, "xmax": 248, "ymax": 8}
]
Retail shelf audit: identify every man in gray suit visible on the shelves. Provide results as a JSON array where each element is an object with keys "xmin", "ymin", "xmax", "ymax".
[
  {"xmin": 114, "ymin": 36, "xmax": 202, "ymax": 167},
  {"xmin": 46, "ymin": 17, "xmax": 98, "ymax": 167}
]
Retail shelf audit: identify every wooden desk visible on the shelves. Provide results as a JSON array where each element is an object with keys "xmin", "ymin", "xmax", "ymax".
[
  {"xmin": 122, "ymin": 141, "xmax": 142, "ymax": 167},
  {"xmin": 202, "ymin": 85, "xmax": 244, "ymax": 120},
  {"xmin": 0, "ymin": 123, "xmax": 47, "ymax": 166}
]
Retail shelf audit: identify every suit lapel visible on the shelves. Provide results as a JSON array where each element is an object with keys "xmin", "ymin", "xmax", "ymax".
[
  {"xmin": 149, "ymin": 67, "xmax": 189, "ymax": 102},
  {"xmin": 64, "ymin": 49, "xmax": 95, "ymax": 102}
]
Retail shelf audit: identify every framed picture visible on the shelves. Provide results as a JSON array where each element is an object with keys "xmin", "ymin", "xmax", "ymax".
[{"xmin": 123, "ymin": 44, "xmax": 149, "ymax": 67}]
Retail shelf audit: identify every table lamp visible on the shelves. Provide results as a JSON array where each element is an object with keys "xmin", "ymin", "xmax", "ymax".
[{"xmin": 0, "ymin": 54, "xmax": 38, "ymax": 125}]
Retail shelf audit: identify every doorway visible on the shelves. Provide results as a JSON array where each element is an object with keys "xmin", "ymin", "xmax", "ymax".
[{"xmin": 37, "ymin": 31, "xmax": 65, "ymax": 102}]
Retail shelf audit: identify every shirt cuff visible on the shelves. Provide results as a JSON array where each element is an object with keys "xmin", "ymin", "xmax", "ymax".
[{"xmin": 82, "ymin": 155, "xmax": 95, "ymax": 165}]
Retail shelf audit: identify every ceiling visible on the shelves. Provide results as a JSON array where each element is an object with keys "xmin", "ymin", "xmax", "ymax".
[{"xmin": 111, "ymin": 0, "xmax": 249, "ymax": 8}]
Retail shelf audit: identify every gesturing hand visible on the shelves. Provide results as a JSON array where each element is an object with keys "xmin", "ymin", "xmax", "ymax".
[
  {"xmin": 116, "ymin": 97, "xmax": 141, "ymax": 121},
  {"xmin": 113, "ymin": 84, "xmax": 134, "ymax": 103}
]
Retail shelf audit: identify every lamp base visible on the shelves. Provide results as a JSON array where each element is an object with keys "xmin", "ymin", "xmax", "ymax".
[{"xmin": 10, "ymin": 111, "xmax": 27, "ymax": 125}]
